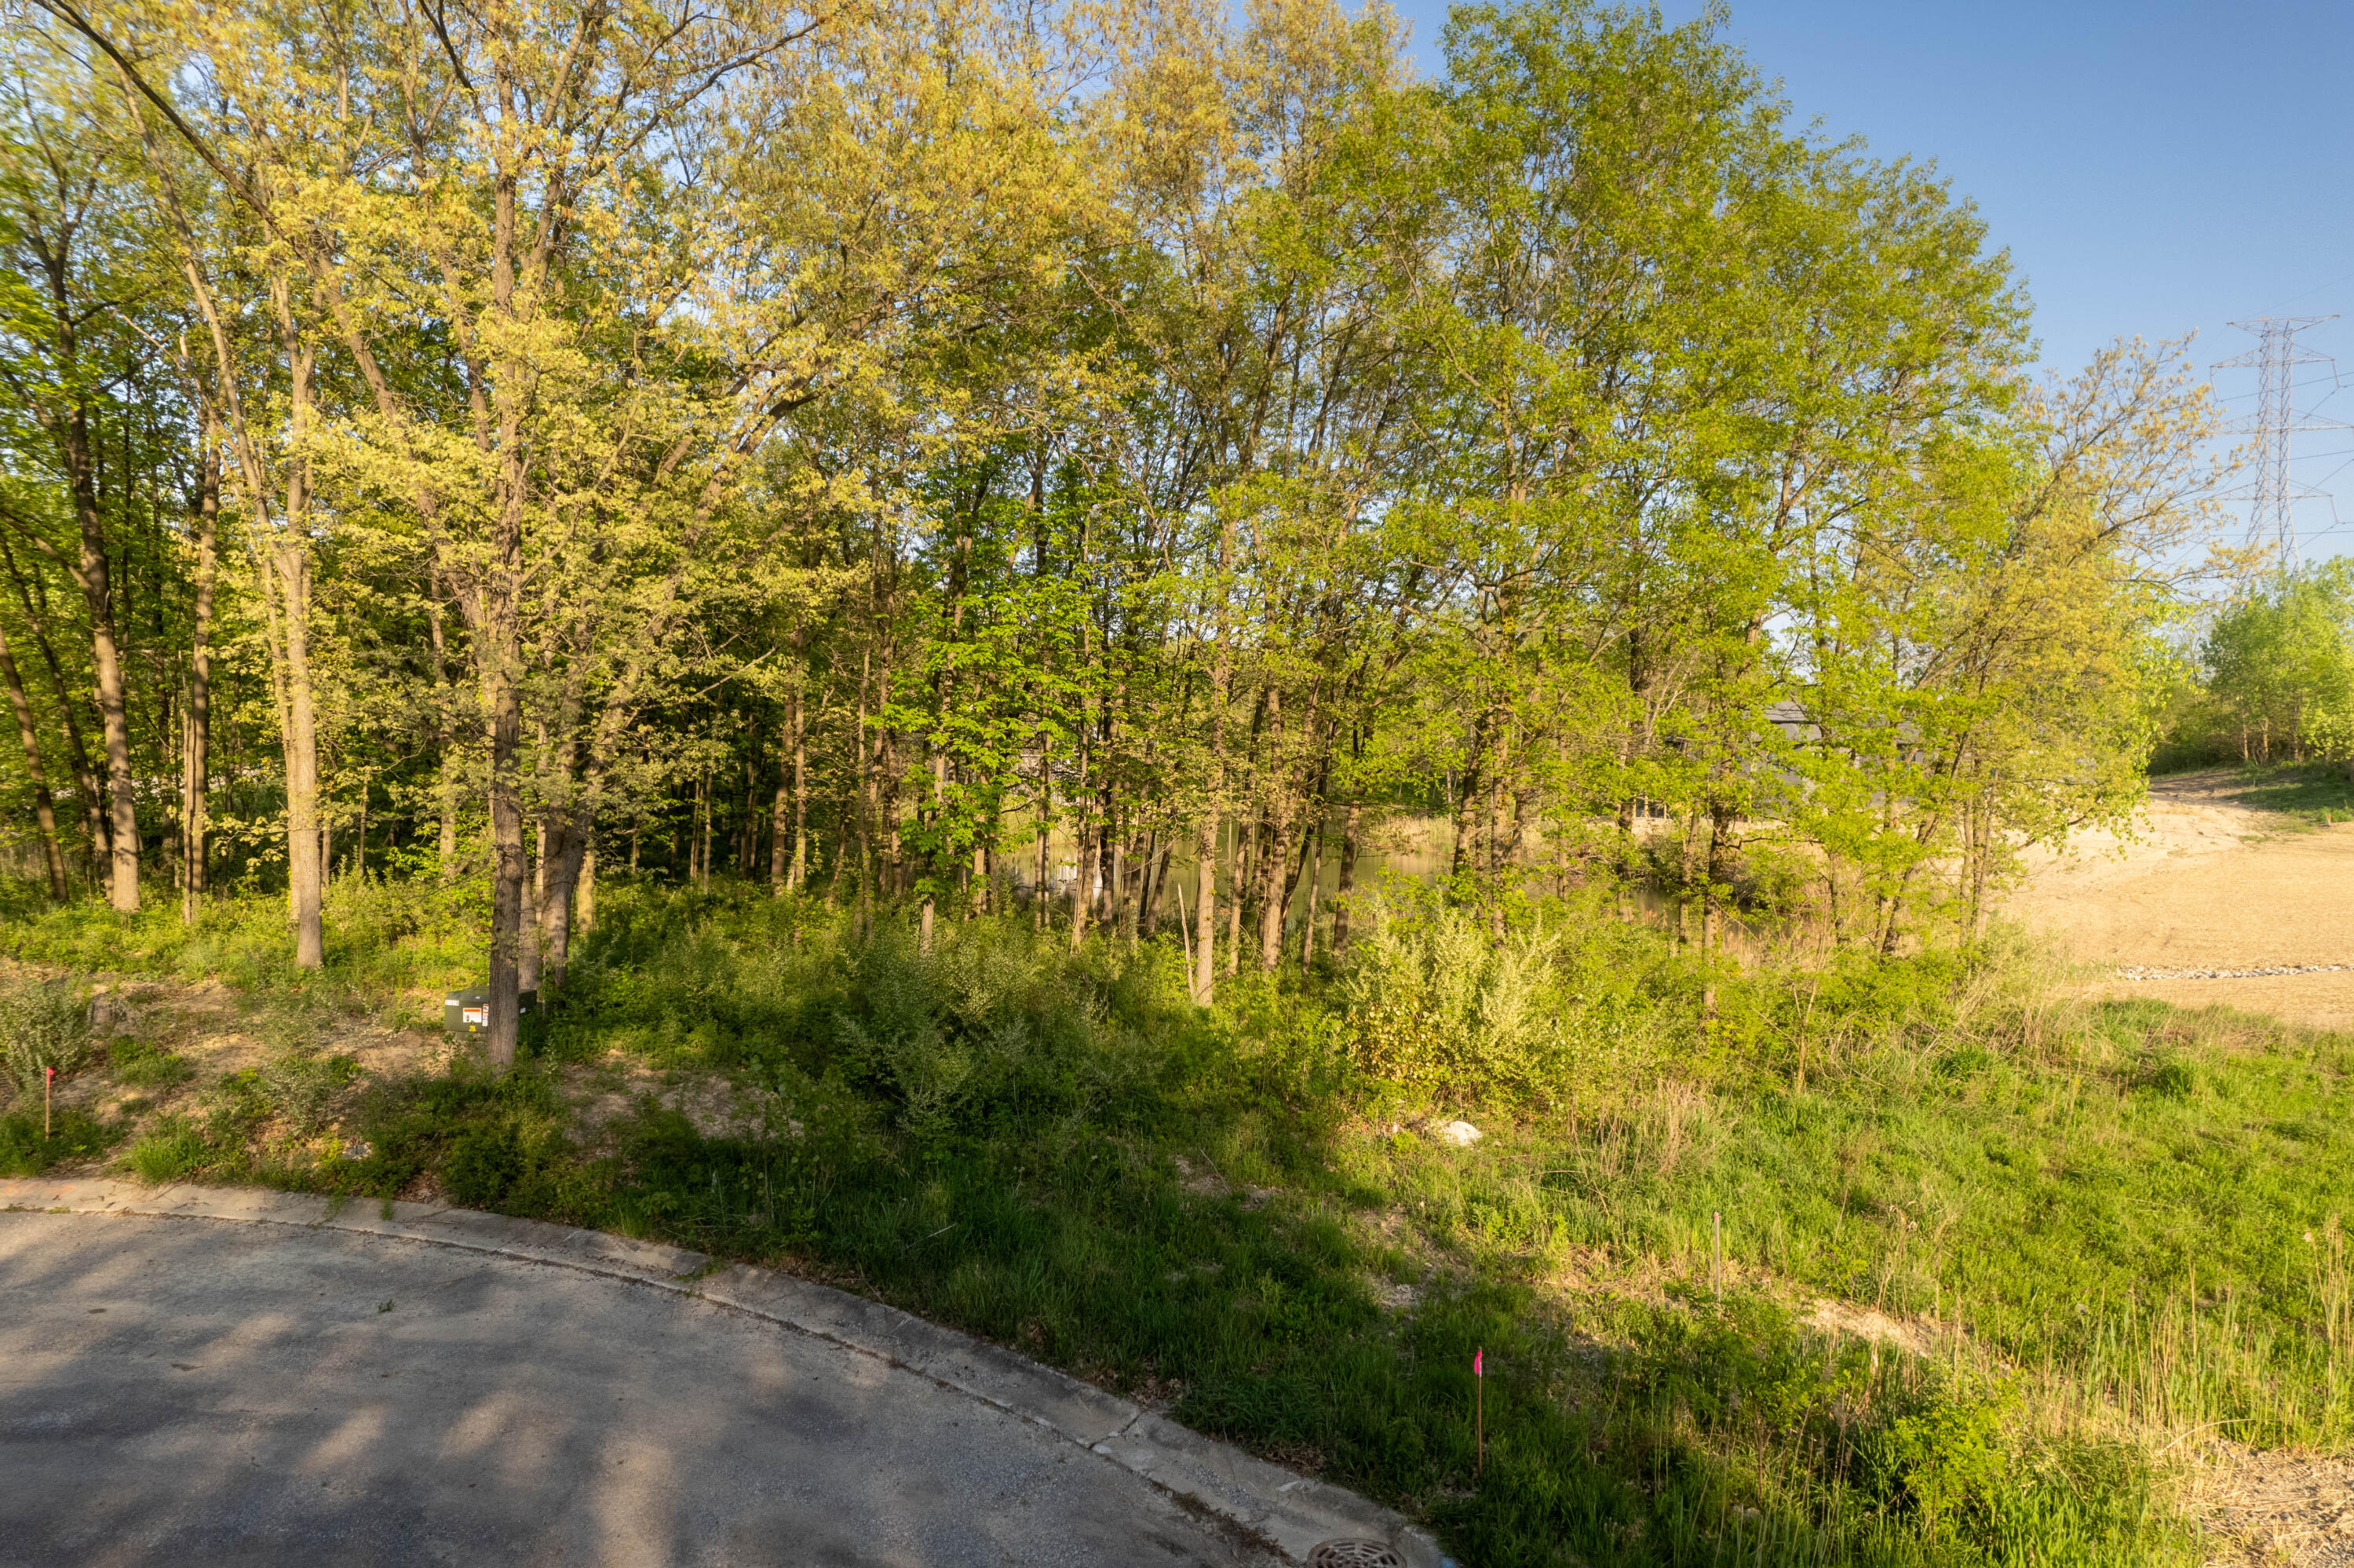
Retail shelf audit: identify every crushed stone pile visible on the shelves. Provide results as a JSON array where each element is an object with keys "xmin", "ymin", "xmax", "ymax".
[{"xmin": 2111, "ymin": 963, "xmax": 2353, "ymax": 981}]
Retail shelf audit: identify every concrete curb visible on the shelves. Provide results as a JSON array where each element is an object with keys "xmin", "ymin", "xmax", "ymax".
[{"xmin": 2, "ymin": 1176, "xmax": 1449, "ymax": 1568}]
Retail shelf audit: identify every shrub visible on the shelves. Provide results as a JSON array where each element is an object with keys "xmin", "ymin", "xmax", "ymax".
[
  {"xmin": 1866, "ymin": 1383, "xmax": 2015, "ymax": 1543},
  {"xmin": 0, "ymin": 1107, "xmax": 116, "ymax": 1175},
  {"xmin": 442, "ymin": 1121, "xmax": 525, "ymax": 1206},
  {"xmin": 1336, "ymin": 891, "xmax": 1576, "ymax": 1108},
  {"xmin": 0, "ymin": 979, "xmax": 92, "ymax": 1103},
  {"xmin": 258, "ymin": 1052, "xmax": 364, "ymax": 1132},
  {"xmin": 108, "ymin": 1035, "xmax": 194, "ymax": 1091},
  {"xmin": 126, "ymin": 1117, "xmax": 217, "ymax": 1183},
  {"xmin": 2144, "ymin": 1057, "xmax": 2198, "ymax": 1101},
  {"xmin": 829, "ymin": 921, "xmax": 1172, "ymax": 1132}
]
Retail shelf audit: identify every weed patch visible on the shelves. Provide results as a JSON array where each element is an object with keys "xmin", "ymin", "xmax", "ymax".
[{"xmin": 0, "ymin": 1107, "xmax": 118, "ymax": 1176}]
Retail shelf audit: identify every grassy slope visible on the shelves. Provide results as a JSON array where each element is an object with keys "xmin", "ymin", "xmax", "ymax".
[
  {"xmin": 2, "ymin": 877, "xmax": 2349, "ymax": 1568},
  {"xmin": 2151, "ymin": 758, "xmax": 2354, "ymax": 836}
]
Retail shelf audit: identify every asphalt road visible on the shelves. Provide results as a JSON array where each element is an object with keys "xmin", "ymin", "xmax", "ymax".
[{"xmin": 0, "ymin": 1210, "xmax": 1279, "ymax": 1568}]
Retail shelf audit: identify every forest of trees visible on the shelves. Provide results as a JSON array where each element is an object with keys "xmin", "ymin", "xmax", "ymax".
[
  {"xmin": 2166, "ymin": 561, "xmax": 2354, "ymax": 768},
  {"xmin": 0, "ymin": 0, "xmax": 2227, "ymax": 1064}
]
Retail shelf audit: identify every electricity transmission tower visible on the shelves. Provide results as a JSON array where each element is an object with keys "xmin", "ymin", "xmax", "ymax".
[{"xmin": 2213, "ymin": 315, "xmax": 2340, "ymax": 571}]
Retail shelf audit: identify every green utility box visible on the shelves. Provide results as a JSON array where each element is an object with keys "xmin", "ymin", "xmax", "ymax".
[{"xmin": 443, "ymin": 988, "xmax": 537, "ymax": 1037}]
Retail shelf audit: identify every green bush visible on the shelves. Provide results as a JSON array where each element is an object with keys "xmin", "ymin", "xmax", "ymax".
[
  {"xmin": 2144, "ymin": 1057, "xmax": 2198, "ymax": 1101},
  {"xmin": 1866, "ymin": 1384, "xmax": 2016, "ymax": 1544},
  {"xmin": 441, "ymin": 1121, "xmax": 525, "ymax": 1206},
  {"xmin": 0, "ymin": 979, "xmax": 91, "ymax": 1103},
  {"xmin": 0, "ymin": 1107, "xmax": 116, "ymax": 1175},
  {"xmin": 258, "ymin": 1052, "xmax": 363, "ymax": 1132},
  {"xmin": 829, "ymin": 923, "xmax": 1170, "ymax": 1133},
  {"xmin": 125, "ymin": 1117, "xmax": 218, "ymax": 1183},
  {"xmin": 108, "ymin": 1035, "xmax": 194, "ymax": 1090},
  {"xmin": 1337, "ymin": 890, "xmax": 1581, "ymax": 1107}
]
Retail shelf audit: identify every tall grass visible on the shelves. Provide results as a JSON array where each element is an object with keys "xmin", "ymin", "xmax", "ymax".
[
  {"xmin": 0, "ymin": 869, "xmax": 486, "ymax": 1006},
  {"xmin": 10, "ymin": 871, "xmax": 2350, "ymax": 1564}
]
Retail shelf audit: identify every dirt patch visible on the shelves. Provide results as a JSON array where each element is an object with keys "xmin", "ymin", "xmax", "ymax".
[
  {"xmin": 2006, "ymin": 771, "xmax": 2354, "ymax": 1559},
  {"xmin": 1802, "ymin": 1297, "xmax": 1934, "ymax": 1358},
  {"xmin": 5, "ymin": 965, "xmax": 783, "ymax": 1169},
  {"xmin": 2006, "ymin": 771, "xmax": 2354, "ymax": 1031},
  {"xmin": 10, "ymin": 972, "xmax": 453, "ymax": 1140},
  {"xmin": 2085, "ymin": 972, "xmax": 2354, "ymax": 1035},
  {"xmin": 2193, "ymin": 1441, "xmax": 2354, "ymax": 1566},
  {"xmin": 1172, "ymin": 1149, "xmax": 1233, "ymax": 1196},
  {"xmin": 562, "ymin": 1056, "xmax": 774, "ymax": 1146}
]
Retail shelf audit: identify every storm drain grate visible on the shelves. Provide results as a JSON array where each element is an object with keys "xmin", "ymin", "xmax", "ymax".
[{"xmin": 1307, "ymin": 1542, "xmax": 1404, "ymax": 1568}]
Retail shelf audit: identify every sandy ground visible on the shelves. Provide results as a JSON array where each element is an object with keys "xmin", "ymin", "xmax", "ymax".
[
  {"xmin": 2005, "ymin": 771, "xmax": 2354, "ymax": 1032},
  {"xmin": 2192, "ymin": 1442, "xmax": 2354, "ymax": 1568}
]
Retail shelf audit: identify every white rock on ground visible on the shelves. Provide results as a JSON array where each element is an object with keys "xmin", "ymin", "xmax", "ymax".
[{"xmin": 1436, "ymin": 1120, "xmax": 1482, "ymax": 1147}]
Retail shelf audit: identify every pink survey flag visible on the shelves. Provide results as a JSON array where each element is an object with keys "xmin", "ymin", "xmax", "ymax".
[{"xmin": 1473, "ymin": 1348, "xmax": 1483, "ymax": 1377}]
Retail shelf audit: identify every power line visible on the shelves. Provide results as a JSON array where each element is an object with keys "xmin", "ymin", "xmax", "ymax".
[
  {"xmin": 2216, "ymin": 373, "xmax": 2345, "ymax": 402},
  {"xmin": 2213, "ymin": 315, "xmax": 2343, "ymax": 571}
]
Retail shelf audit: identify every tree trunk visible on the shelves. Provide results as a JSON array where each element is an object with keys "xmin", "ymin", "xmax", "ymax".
[
  {"xmin": 0, "ymin": 624, "xmax": 67, "ymax": 899},
  {"xmin": 1300, "ymin": 822, "xmax": 1323, "ymax": 969},
  {"xmin": 856, "ymin": 656, "xmax": 875, "ymax": 936},
  {"xmin": 1033, "ymin": 738, "xmax": 1051, "ymax": 932},
  {"xmin": 535, "ymin": 815, "xmax": 589, "ymax": 992},
  {"xmin": 1141, "ymin": 833, "xmax": 1168, "ymax": 937},
  {"xmin": 30, "ymin": 222, "xmax": 137, "ymax": 909},
  {"xmin": 477, "ymin": 403, "xmax": 530, "ymax": 1064},
  {"xmin": 1486, "ymin": 733, "xmax": 1509, "ymax": 943},
  {"xmin": 1192, "ymin": 819, "xmax": 1217, "ymax": 1005},
  {"xmin": 790, "ymin": 696, "xmax": 808, "ymax": 893},
  {"xmin": 276, "ymin": 544, "xmax": 325, "ymax": 968},
  {"xmin": 739, "ymin": 765, "xmax": 757, "ymax": 873},
  {"xmin": 484, "ymin": 661, "xmax": 526, "ymax": 1067},
  {"xmin": 62, "ymin": 406, "xmax": 140, "ymax": 911},
  {"xmin": 2, "ymin": 540, "xmax": 107, "ymax": 873},
  {"xmin": 1233, "ymin": 810, "xmax": 1252, "ymax": 970},
  {"xmin": 1256, "ymin": 819, "xmax": 1291, "ymax": 974},
  {"xmin": 427, "ymin": 572, "xmax": 460, "ymax": 883},
  {"xmin": 697, "ymin": 768, "xmax": 713, "ymax": 889},
  {"xmin": 922, "ymin": 742, "xmax": 945, "ymax": 951},
  {"xmin": 1069, "ymin": 815, "xmax": 1093, "ymax": 949},
  {"xmin": 1331, "ymin": 804, "xmax": 1359, "ymax": 951},
  {"xmin": 770, "ymin": 776, "xmax": 790, "ymax": 893},
  {"xmin": 1068, "ymin": 724, "xmax": 1092, "ymax": 950},
  {"xmin": 1109, "ymin": 833, "xmax": 1126, "ymax": 942},
  {"xmin": 181, "ymin": 426, "xmax": 220, "ymax": 921},
  {"xmin": 519, "ymin": 813, "xmax": 543, "ymax": 994}
]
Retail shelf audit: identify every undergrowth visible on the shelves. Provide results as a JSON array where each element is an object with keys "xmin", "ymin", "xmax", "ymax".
[{"xmin": 9, "ymin": 875, "xmax": 2351, "ymax": 1566}]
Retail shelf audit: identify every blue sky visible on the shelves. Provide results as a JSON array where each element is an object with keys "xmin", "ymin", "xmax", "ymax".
[{"xmin": 1382, "ymin": 0, "xmax": 2354, "ymax": 556}]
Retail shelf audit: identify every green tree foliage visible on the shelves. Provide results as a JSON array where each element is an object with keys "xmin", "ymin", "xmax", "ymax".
[
  {"xmin": 2201, "ymin": 563, "xmax": 2354, "ymax": 767},
  {"xmin": 0, "ymin": 0, "xmax": 2222, "ymax": 1043}
]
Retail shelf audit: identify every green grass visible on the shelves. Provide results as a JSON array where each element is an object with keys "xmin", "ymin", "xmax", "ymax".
[
  {"xmin": 9, "ymin": 877, "xmax": 2349, "ymax": 1566},
  {"xmin": 0, "ymin": 1106, "xmax": 120, "ymax": 1175},
  {"xmin": 2163, "ymin": 759, "xmax": 2354, "ymax": 833},
  {"xmin": 0, "ymin": 869, "xmax": 487, "ymax": 1010}
]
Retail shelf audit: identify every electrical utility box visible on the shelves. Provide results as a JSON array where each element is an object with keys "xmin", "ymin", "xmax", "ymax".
[{"xmin": 443, "ymin": 989, "xmax": 538, "ymax": 1037}]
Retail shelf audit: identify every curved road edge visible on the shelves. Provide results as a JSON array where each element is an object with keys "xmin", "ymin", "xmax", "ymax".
[{"xmin": 1, "ymin": 1176, "xmax": 1447, "ymax": 1568}]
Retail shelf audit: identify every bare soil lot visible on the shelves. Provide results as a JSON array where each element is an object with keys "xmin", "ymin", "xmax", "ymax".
[{"xmin": 2007, "ymin": 770, "xmax": 2354, "ymax": 1031}]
